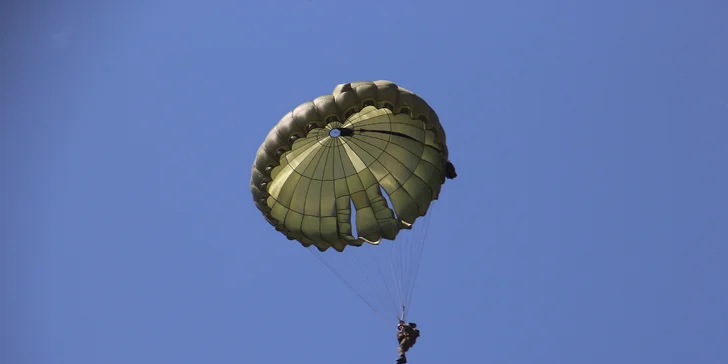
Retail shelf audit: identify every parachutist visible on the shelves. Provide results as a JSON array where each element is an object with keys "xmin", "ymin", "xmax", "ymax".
[{"xmin": 396, "ymin": 321, "xmax": 420, "ymax": 364}]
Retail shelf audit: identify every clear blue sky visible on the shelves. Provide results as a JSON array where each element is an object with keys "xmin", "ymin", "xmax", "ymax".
[{"xmin": 3, "ymin": 1, "xmax": 727, "ymax": 363}]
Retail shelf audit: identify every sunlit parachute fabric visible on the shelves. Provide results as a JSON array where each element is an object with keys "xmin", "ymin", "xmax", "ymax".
[{"xmin": 250, "ymin": 80, "xmax": 451, "ymax": 320}]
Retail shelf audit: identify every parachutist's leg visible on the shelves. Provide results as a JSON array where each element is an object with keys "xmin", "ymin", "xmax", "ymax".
[{"xmin": 397, "ymin": 340, "xmax": 411, "ymax": 364}]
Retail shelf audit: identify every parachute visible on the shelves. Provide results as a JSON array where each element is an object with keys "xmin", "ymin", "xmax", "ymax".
[{"xmin": 250, "ymin": 80, "xmax": 454, "ymax": 321}]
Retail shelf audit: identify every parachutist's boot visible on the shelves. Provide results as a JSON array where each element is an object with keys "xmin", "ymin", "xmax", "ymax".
[{"xmin": 396, "ymin": 355, "xmax": 407, "ymax": 364}]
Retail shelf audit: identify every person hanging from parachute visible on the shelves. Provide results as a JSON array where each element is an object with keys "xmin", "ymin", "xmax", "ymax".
[
  {"xmin": 250, "ymin": 80, "xmax": 456, "ymax": 364},
  {"xmin": 396, "ymin": 320, "xmax": 420, "ymax": 364}
]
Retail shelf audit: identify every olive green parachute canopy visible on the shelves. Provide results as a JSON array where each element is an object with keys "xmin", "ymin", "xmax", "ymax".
[{"xmin": 250, "ymin": 80, "xmax": 450, "ymax": 252}]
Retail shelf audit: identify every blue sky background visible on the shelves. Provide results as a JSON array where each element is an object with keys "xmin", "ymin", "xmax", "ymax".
[{"xmin": 3, "ymin": 1, "xmax": 727, "ymax": 363}]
